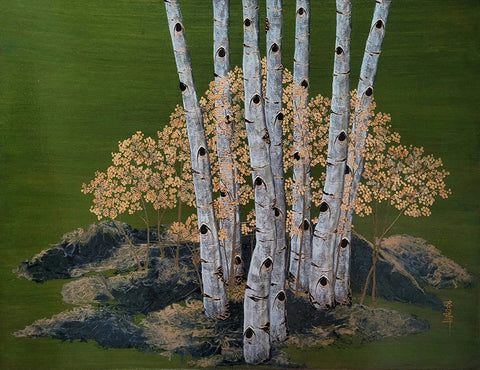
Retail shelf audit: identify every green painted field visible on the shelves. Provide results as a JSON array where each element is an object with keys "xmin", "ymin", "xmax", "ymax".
[{"xmin": 0, "ymin": 0, "xmax": 478, "ymax": 368}]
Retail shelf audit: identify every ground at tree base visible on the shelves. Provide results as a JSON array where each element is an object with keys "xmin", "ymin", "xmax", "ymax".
[{"xmin": 13, "ymin": 222, "xmax": 472, "ymax": 367}]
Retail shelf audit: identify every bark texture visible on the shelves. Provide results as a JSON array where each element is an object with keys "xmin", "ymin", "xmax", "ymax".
[
  {"xmin": 289, "ymin": 0, "xmax": 312, "ymax": 296},
  {"xmin": 165, "ymin": 0, "xmax": 227, "ymax": 318},
  {"xmin": 242, "ymin": 0, "xmax": 277, "ymax": 364},
  {"xmin": 213, "ymin": 0, "xmax": 243, "ymax": 284},
  {"xmin": 309, "ymin": 0, "xmax": 351, "ymax": 309},
  {"xmin": 329, "ymin": 0, "xmax": 352, "ymax": 305},
  {"xmin": 265, "ymin": 0, "xmax": 287, "ymax": 344},
  {"xmin": 336, "ymin": 0, "xmax": 392, "ymax": 304}
]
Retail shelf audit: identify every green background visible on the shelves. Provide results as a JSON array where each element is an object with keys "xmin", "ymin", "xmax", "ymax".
[{"xmin": 0, "ymin": 0, "xmax": 478, "ymax": 368}]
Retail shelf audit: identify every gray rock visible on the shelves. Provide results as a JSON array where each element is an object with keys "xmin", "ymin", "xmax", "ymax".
[
  {"xmin": 15, "ymin": 247, "xmax": 71, "ymax": 282},
  {"xmin": 381, "ymin": 235, "xmax": 472, "ymax": 289},
  {"xmin": 61, "ymin": 258, "xmax": 200, "ymax": 314},
  {"xmin": 14, "ymin": 222, "xmax": 124, "ymax": 282},
  {"xmin": 14, "ymin": 306, "xmax": 145, "ymax": 349},
  {"xmin": 350, "ymin": 234, "xmax": 443, "ymax": 309}
]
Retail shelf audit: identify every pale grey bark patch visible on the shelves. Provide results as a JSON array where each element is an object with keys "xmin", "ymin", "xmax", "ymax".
[
  {"xmin": 242, "ymin": 0, "xmax": 277, "ymax": 364},
  {"xmin": 336, "ymin": 0, "xmax": 392, "ymax": 305},
  {"xmin": 289, "ymin": 0, "xmax": 312, "ymax": 296},
  {"xmin": 164, "ymin": 0, "xmax": 227, "ymax": 319},
  {"xmin": 310, "ymin": 0, "xmax": 352, "ymax": 309},
  {"xmin": 266, "ymin": 0, "xmax": 287, "ymax": 345},
  {"xmin": 213, "ymin": 0, "xmax": 243, "ymax": 284}
]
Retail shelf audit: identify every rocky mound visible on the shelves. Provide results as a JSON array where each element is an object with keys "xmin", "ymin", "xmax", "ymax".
[
  {"xmin": 15, "ymin": 292, "xmax": 428, "ymax": 368},
  {"xmin": 61, "ymin": 259, "xmax": 200, "ymax": 314},
  {"xmin": 13, "ymin": 223, "xmax": 471, "ymax": 365},
  {"xmin": 15, "ymin": 222, "xmax": 125, "ymax": 282},
  {"xmin": 381, "ymin": 235, "xmax": 472, "ymax": 289},
  {"xmin": 14, "ymin": 305, "xmax": 146, "ymax": 349},
  {"xmin": 15, "ymin": 223, "xmax": 471, "ymax": 309}
]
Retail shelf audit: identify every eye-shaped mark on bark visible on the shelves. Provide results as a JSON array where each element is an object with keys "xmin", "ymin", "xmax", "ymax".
[
  {"xmin": 340, "ymin": 238, "xmax": 350, "ymax": 249},
  {"xmin": 318, "ymin": 276, "xmax": 329, "ymax": 288},
  {"xmin": 200, "ymin": 224, "xmax": 209, "ymax": 236},
  {"xmin": 270, "ymin": 43, "xmax": 279, "ymax": 53},
  {"xmin": 174, "ymin": 23, "xmax": 183, "ymax": 33},
  {"xmin": 336, "ymin": 46, "xmax": 344, "ymax": 55},
  {"xmin": 274, "ymin": 207, "xmax": 281, "ymax": 218},
  {"xmin": 244, "ymin": 326, "xmax": 255, "ymax": 343},
  {"xmin": 365, "ymin": 86, "xmax": 373, "ymax": 97},
  {"xmin": 375, "ymin": 19, "xmax": 384, "ymax": 29},
  {"xmin": 276, "ymin": 290, "xmax": 286, "ymax": 302},
  {"xmin": 297, "ymin": 7, "xmax": 306, "ymax": 16},
  {"xmin": 244, "ymin": 18, "xmax": 251, "ymax": 28},
  {"xmin": 301, "ymin": 79, "xmax": 309, "ymax": 89},
  {"xmin": 235, "ymin": 255, "xmax": 243, "ymax": 265},
  {"xmin": 252, "ymin": 94, "xmax": 261, "ymax": 105},
  {"xmin": 294, "ymin": 152, "xmax": 301, "ymax": 161},
  {"xmin": 303, "ymin": 219, "xmax": 310, "ymax": 231},
  {"xmin": 254, "ymin": 176, "xmax": 265, "ymax": 189},
  {"xmin": 217, "ymin": 47, "xmax": 226, "ymax": 58},
  {"xmin": 276, "ymin": 112, "xmax": 284, "ymax": 121},
  {"xmin": 179, "ymin": 82, "xmax": 187, "ymax": 92},
  {"xmin": 337, "ymin": 130, "xmax": 347, "ymax": 143},
  {"xmin": 220, "ymin": 190, "xmax": 228, "ymax": 198},
  {"xmin": 198, "ymin": 146, "xmax": 207, "ymax": 157},
  {"xmin": 320, "ymin": 201, "xmax": 329, "ymax": 213},
  {"xmin": 345, "ymin": 165, "xmax": 351, "ymax": 175},
  {"xmin": 262, "ymin": 257, "xmax": 273, "ymax": 271}
]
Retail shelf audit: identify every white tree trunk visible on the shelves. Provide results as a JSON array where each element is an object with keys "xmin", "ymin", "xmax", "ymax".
[
  {"xmin": 242, "ymin": 0, "xmax": 277, "ymax": 364},
  {"xmin": 265, "ymin": 0, "xmax": 287, "ymax": 344},
  {"xmin": 165, "ymin": 0, "xmax": 227, "ymax": 319},
  {"xmin": 289, "ymin": 0, "xmax": 312, "ymax": 295},
  {"xmin": 328, "ymin": 0, "xmax": 352, "ymax": 306},
  {"xmin": 336, "ymin": 0, "xmax": 392, "ymax": 304},
  {"xmin": 213, "ymin": 0, "xmax": 243, "ymax": 284},
  {"xmin": 309, "ymin": 0, "xmax": 352, "ymax": 309}
]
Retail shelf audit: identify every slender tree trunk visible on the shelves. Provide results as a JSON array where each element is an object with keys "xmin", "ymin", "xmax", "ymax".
[
  {"xmin": 213, "ymin": 0, "xmax": 243, "ymax": 285},
  {"xmin": 336, "ymin": 0, "xmax": 393, "ymax": 304},
  {"xmin": 289, "ymin": 0, "xmax": 312, "ymax": 295},
  {"xmin": 157, "ymin": 209, "xmax": 164, "ymax": 260},
  {"xmin": 242, "ymin": 0, "xmax": 277, "ymax": 364},
  {"xmin": 164, "ymin": 0, "xmax": 227, "ymax": 319},
  {"xmin": 141, "ymin": 200, "xmax": 151, "ymax": 269},
  {"xmin": 265, "ymin": 0, "xmax": 287, "ymax": 344},
  {"xmin": 310, "ymin": 0, "xmax": 352, "ymax": 309},
  {"xmin": 114, "ymin": 220, "xmax": 142, "ymax": 270},
  {"xmin": 175, "ymin": 198, "xmax": 182, "ymax": 268},
  {"xmin": 327, "ymin": 0, "xmax": 352, "ymax": 306}
]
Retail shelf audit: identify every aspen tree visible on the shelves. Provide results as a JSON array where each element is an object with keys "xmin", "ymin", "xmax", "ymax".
[
  {"xmin": 336, "ymin": 0, "xmax": 392, "ymax": 304},
  {"xmin": 242, "ymin": 0, "xmax": 277, "ymax": 364},
  {"xmin": 213, "ymin": 0, "xmax": 243, "ymax": 284},
  {"xmin": 265, "ymin": 0, "xmax": 287, "ymax": 344},
  {"xmin": 353, "ymin": 120, "xmax": 451, "ymax": 306},
  {"xmin": 164, "ymin": 0, "xmax": 227, "ymax": 319},
  {"xmin": 309, "ymin": 0, "xmax": 352, "ymax": 309},
  {"xmin": 289, "ymin": 0, "xmax": 312, "ymax": 295}
]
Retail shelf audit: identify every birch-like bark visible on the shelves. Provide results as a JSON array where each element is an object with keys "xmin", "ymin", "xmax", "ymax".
[
  {"xmin": 289, "ymin": 0, "xmax": 312, "ymax": 294},
  {"xmin": 335, "ymin": 0, "xmax": 392, "ymax": 304},
  {"xmin": 165, "ymin": 0, "xmax": 227, "ymax": 318},
  {"xmin": 309, "ymin": 0, "xmax": 351, "ymax": 309},
  {"xmin": 265, "ymin": 0, "xmax": 287, "ymax": 344},
  {"xmin": 242, "ymin": 0, "xmax": 277, "ymax": 364},
  {"xmin": 213, "ymin": 0, "xmax": 243, "ymax": 284}
]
